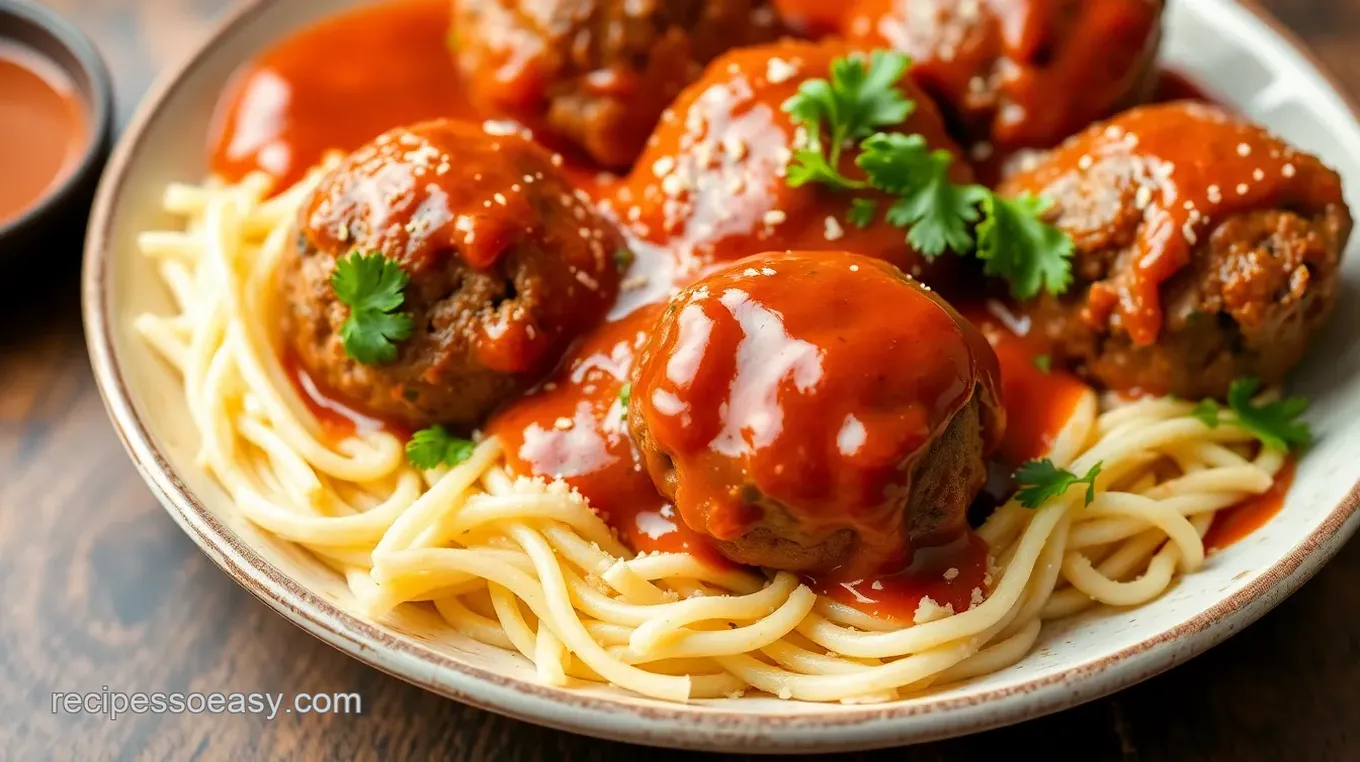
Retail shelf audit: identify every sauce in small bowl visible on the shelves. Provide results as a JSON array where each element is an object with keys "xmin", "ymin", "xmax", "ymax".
[
  {"xmin": 0, "ymin": 39, "xmax": 89, "ymax": 226},
  {"xmin": 0, "ymin": 1, "xmax": 112, "ymax": 257}
]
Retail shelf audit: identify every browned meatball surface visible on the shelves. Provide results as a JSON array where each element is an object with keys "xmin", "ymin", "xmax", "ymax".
[
  {"xmin": 998, "ymin": 102, "xmax": 1351, "ymax": 398},
  {"xmin": 281, "ymin": 119, "xmax": 622, "ymax": 430},
  {"xmin": 450, "ymin": 0, "xmax": 783, "ymax": 168},
  {"xmin": 845, "ymin": 0, "xmax": 1163, "ymax": 153}
]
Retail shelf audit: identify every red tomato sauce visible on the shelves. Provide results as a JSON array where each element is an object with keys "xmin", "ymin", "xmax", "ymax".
[
  {"xmin": 283, "ymin": 352, "xmax": 405, "ymax": 443},
  {"xmin": 806, "ymin": 531, "xmax": 991, "ymax": 620},
  {"xmin": 0, "ymin": 40, "xmax": 89, "ymax": 226},
  {"xmin": 485, "ymin": 306, "xmax": 729, "ymax": 566},
  {"xmin": 961, "ymin": 302, "xmax": 1094, "ymax": 465},
  {"xmin": 217, "ymin": 0, "xmax": 1296, "ymax": 604},
  {"xmin": 209, "ymin": 0, "xmax": 476, "ymax": 188},
  {"xmin": 1203, "ymin": 459, "xmax": 1296, "ymax": 551}
]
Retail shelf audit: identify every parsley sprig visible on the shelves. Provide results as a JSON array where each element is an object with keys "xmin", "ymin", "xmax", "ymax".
[
  {"xmin": 781, "ymin": 51, "xmax": 1074, "ymax": 299},
  {"xmin": 1014, "ymin": 459, "xmax": 1103, "ymax": 509},
  {"xmin": 330, "ymin": 252, "xmax": 414, "ymax": 365},
  {"xmin": 1191, "ymin": 377, "xmax": 1312, "ymax": 452},
  {"xmin": 405, "ymin": 425, "xmax": 476, "ymax": 470}
]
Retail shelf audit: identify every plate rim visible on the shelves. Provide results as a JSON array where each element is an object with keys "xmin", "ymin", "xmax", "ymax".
[{"xmin": 80, "ymin": 0, "xmax": 1360, "ymax": 752}]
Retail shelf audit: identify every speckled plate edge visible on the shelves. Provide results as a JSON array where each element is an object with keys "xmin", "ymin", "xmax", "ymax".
[{"xmin": 81, "ymin": 0, "xmax": 1360, "ymax": 752}]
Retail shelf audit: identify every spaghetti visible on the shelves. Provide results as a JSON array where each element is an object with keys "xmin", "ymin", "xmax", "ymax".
[{"xmin": 133, "ymin": 170, "xmax": 1287, "ymax": 703}]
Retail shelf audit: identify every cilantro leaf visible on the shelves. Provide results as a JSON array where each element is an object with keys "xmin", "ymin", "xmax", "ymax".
[
  {"xmin": 1014, "ymin": 459, "xmax": 1103, "ymax": 509},
  {"xmin": 613, "ymin": 248, "xmax": 635, "ymax": 270},
  {"xmin": 1033, "ymin": 355, "xmax": 1052, "ymax": 374},
  {"xmin": 780, "ymin": 49, "xmax": 1076, "ymax": 297},
  {"xmin": 847, "ymin": 198, "xmax": 878, "ymax": 229},
  {"xmin": 618, "ymin": 382, "xmax": 632, "ymax": 419},
  {"xmin": 405, "ymin": 425, "xmax": 476, "ymax": 470},
  {"xmin": 859, "ymin": 133, "xmax": 986, "ymax": 257},
  {"xmin": 976, "ymin": 194, "xmax": 1074, "ymax": 300},
  {"xmin": 786, "ymin": 149, "xmax": 864, "ymax": 190},
  {"xmin": 782, "ymin": 51, "xmax": 913, "ymax": 192},
  {"xmin": 829, "ymin": 51, "xmax": 915, "ymax": 140},
  {"xmin": 330, "ymin": 252, "xmax": 414, "ymax": 365},
  {"xmin": 1226, "ymin": 377, "xmax": 1312, "ymax": 451}
]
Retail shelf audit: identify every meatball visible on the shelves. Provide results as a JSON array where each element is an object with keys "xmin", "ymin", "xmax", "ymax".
[
  {"xmin": 844, "ymin": 0, "xmax": 1163, "ymax": 153},
  {"xmin": 449, "ymin": 0, "xmax": 783, "ymax": 168},
  {"xmin": 628, "ymin": 251, "xmax": 1004, "ymax": 573},
  {"xmin": 616, "ymin": 40, "xmax": 973, "ymax": 289},
  {"xmin": 281, "ymin": 119, "xmax": 622, "ymax": 430},
  {"xmin": 998, "ymin": 102, "xmax": 1351, "ymax": 398}
]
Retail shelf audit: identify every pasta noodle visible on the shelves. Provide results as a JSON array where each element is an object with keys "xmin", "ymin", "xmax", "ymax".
[{"xmin": 132, "ymin": 171, "xmax": 1286, "ymax": 703}]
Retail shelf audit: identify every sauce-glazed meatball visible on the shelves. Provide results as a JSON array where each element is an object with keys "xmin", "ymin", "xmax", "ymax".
[
  {"xmin": 449, "ymin": 0, "xmax": 783, "ymax": 168},
  {"xmin": 845, "ymin": 0, "xmax": 1163, "ymax": 153},
  {"xmin": 281, "ymin": 119, "xmax": 622, "ymax": 430},
  {"xmin": 616, "ymin": 40, "xmax": 973, "ymax": 287},
  {"xmin": 629, "ymin": 251, "xmax": 1004, "ymax": 573},
  {"xmin": 999, "ymin": 102, "xmax": 1351, "ymax": 398}
]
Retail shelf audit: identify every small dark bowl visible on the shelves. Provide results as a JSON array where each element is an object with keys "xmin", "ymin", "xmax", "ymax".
[{"xmin": 0, "ymin": 0, "xmax": 113, "ymax": 262}]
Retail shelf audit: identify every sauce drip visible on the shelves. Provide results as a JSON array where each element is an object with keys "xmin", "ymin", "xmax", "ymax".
[
  {"xmin": 631, "ymin": 251, "xmax": 1003, "ymax": 577},
  {"xmin": 1203, "ymin": 459, "xmax": 1296, "ymax": 551},
  {"xmin": 487, "ymin": 306, "xmax": 726, "ymax": 564},
  {"xmin": 0, "ymin": 40, "xmax": 88, "ymax": 226},
  {"xmin": 963, "ymin": 302, "xmax": 1094, "ymax": 464}
]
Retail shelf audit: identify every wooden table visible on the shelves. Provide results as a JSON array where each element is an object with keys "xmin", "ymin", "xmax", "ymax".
[{"xmin": 4, "ymin": 1, "xmax": 1358, "ymax": 759}]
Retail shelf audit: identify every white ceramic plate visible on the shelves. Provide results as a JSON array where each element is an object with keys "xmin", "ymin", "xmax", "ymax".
[{"xmin": 83, "ymin": 0, "xmax": 1360, "ymax": 752}]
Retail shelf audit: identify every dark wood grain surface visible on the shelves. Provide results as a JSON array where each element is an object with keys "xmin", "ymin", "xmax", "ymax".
[{"xmin": 3, "ymin": 1, "xmax": 1358, "ymax": 759}]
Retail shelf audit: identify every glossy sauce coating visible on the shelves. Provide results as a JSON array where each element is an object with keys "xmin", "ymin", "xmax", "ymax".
[
  {"xmin": 300, "ymin": 121, "xmax": 619, "ymax": 376},
  {"xmin": 613, "ymin": 40, "xmax": 972, "ymax": 288},
  {"xmin": 210, "ymin": 0, "xmax": 477, "ymax": 188},
  {"xmin": 486, "ymin": 306, "xmax": 726, "ymax": 564},
  {"xmin": 0, "ymin": 41, "xmax": 89, "ymax": 226},
  {"xmin": 962, "ymin": 302, "xmax": 1093, "ymax": 464},
  {"xmin": 630, "ymin": 251, "xmax": 1004, "ymax": 575},
  {"xmin": 845, "ymin": 0, "xmax": 1162, "ymax": 152},
  {"xmin": 1001, "ymin": 101, "xmax": 1347, "ymax": 347}
]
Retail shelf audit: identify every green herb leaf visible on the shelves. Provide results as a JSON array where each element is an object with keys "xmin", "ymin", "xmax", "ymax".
[
  {"xmin": 1014, "ymin": 459, "xmax": 1103, "ymax": 509},
  {"xmin": 330, "ymin": 251, "xmax": 414, "ymax": 365},
  {"xmin": 782, "ymin": 51, "xmax": 913, "ymax": 192},
  {"xmin": 859, "ymin": 133, "xmax": 986, "ymax": 258},
  {"xmin": 780, "ymin": 50, "xmax": 1075, "ymax": 297},
  {"xmin": 786, "ymin": 149, "xmax": 864, "ymax": 190},
  {"xmin": 613, "ymin": 248, "xmax": 635, "ymax": 270},
  {"xmin": 1033, "ymin": 355, "xmax": 1052, "ymax": 374},
  {"xmin": 618, "ymin": 382, "xmax": 632, "ymax": 419},
  {"xmin": 847, "ymin": 198, "xmax": 879, "ymax": 229},
  {"xmin": 1191, "ymin": 398, "xmax": 1222, "ymax": 428},
  {"xmin": 976, "ymin": 194, "xmax": 1074, "ymax": 300},
  {"xmin": 405, "ymin": 425, "xmax": 476, "ymax": 470},
  {"xmin": 1226, "ymin": 377, "xmax": 1312, "ymax": 451}
]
